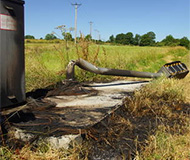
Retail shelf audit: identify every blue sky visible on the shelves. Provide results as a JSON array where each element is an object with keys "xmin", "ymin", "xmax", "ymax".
[{"xmin": 25, "ymin": 0, "xmax": 190, "ymax": 41}]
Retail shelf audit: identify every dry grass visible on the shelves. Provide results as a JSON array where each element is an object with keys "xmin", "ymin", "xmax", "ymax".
[
  {"xmin": 83, "ymin": 75, "xmax": 190, "ymax": 159},
  {"xmin": 138, "ymin": 125, "xmax": 190, "ymax": 160},
  {"xmin": 125, "ymin": 78, "xmax": 186, "ymax": 117},
  {"xmin": 126, "ymin": 75, "xmax": 190, "ymax": 159},
  {"xmin": 0, "ymin": 142, "xmax": 89, "ymax": 160}
]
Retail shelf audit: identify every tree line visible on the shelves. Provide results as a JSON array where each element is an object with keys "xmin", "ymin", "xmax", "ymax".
[
  {"xmin": 25, "ymin": 33, "xmax": 101, "ymax": 43},
  {"xmin": 108, "ymin": 32, "xmax": 190, "ymax": 49},
  {"xmin": 25, "ymin": 31, "xmax": 190, "ymax": 49}
]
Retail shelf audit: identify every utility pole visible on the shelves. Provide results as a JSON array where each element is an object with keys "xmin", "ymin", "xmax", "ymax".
[
  {"xmin": 89, "ymin": 21, "xmax": 93, "ymax": 37},
  {"xmin": 72, "ymin": 3, "xmax": 82, "ymax": 44}
]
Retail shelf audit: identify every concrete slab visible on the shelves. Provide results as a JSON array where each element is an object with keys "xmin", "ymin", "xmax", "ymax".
[
  {"xmin": 3, "ymin": 80, "xmax": 148, "ymax": 149},
  {"xmin": 44, "ymin": 80, "xmax": 148, "ymax": 129}
]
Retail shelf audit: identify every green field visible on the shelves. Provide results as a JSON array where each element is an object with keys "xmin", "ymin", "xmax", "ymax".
[{"xmin": 25, "ymin": 40, "xmax": 189, "ymax": 92}]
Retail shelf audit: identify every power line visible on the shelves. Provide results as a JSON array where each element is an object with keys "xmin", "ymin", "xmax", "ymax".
[{"xmin": 71, "ymin": 3, "xmax": 82, "ymax": 44}]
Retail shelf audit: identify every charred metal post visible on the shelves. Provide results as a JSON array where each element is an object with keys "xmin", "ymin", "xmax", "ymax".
[{"xmin": 66, "ymin": 58, "xmax": 189, "ymax": 80}]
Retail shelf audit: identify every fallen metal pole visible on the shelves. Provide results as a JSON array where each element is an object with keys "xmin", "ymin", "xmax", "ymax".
[{"xmin": 66, "ymin": 58, "xmax": 189, "ymax": 80}]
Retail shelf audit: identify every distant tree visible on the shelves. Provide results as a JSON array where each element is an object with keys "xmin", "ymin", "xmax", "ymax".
[
  {"xmin": 161, "ymin": 35, "xmax": 178, "ymax": 46},
  {"xmin": 133, "ymin": 34, "xmax": 141, "ymax": 45},
  {"xmin": 140, "ymin": 31, "xmax": 156, "ymax": 46},
  {"xmin": 147, "ymin": 31, "xmax": 156, "ymax": 41},
  {"xmin": 96, "ymin": 39, "xmax": 104, "ymax": 44},
  {"xmin": 63, "ymin": 32, "xmax": 73, "ymax": 41},
  {"xmin": 140, "ymin": 34, "xmax": 150, "ymax": 46},
  {"xmin": 25, "ymin": 35, "xmax": 35, "ymax": 39},
  {"xmin": 179, "ymin": 37, "xmax": 190, "ymax": 49},
  {"xmin": 115, "ymin": 33, "xmax": 127, "ymax": 44},
  {"xmin": 45, "ymin": 34, "xmax": 57, "ymax": 40},
  {"xmin": 125, "ymin": 32, "xmax": 134, "ymax": 45},
  {"xmin": 109, "ymin": 35, "xmax": 115, "ymax": 43},
  {"xmin": 85, "ymin": 34, "xmax": 92, "ymax": 41}
]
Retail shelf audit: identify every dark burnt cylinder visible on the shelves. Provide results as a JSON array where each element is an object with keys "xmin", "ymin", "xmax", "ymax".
[{"xmin": 0, "ymin": 0, "xmax": 25, "ymax": 108}]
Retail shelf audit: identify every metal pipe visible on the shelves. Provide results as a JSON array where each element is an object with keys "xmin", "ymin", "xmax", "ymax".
[
  {"xmin": 66, "ymin": 58, "xmax": 162, "ymax": 80},
  {"xmin": 76, "ymin": 58, "xmax": 161, "ymax": 78}
]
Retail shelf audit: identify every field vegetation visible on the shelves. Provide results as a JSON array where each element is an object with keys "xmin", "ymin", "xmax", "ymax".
[
  {"xmin": 25, "ymin": 39, "xmax": 189, "ymax": 92},
  {"xmin": 1, "ymin": 39, "xmax": 190, "ymax": 159}
]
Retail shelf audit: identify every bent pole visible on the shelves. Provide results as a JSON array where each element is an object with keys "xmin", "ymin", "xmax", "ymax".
[
  {"xmin": 66, "ymin": 58, "xmax": 162, "ymax": 80},
  {"xmin": 66, "ymin": 58, "xmax": 189, "ymax": 80}
]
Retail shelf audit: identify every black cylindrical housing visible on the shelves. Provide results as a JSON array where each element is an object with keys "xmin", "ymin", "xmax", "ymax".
[{"xmin": 0, "ymin": 0, "xmax": 25, "ymax": 108}]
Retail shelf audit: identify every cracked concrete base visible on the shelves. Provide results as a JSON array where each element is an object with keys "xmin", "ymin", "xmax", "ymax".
[
  {"xmin": 45, "ymin": 134, "xmax": 82, "ymax": 149},
  {"xmin": 10, "ymin": 127, "xmax": 82, "ymax": 149}
]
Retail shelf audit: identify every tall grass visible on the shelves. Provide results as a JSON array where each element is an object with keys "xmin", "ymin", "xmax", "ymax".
[{"xmin": 25, "ymin": 40, "xmax": 189, "ymax": 92}]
